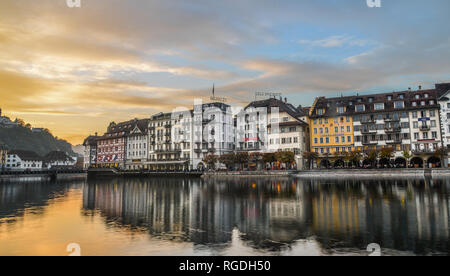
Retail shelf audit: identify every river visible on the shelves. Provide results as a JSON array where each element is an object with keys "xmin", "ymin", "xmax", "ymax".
[{"xmin": 0, "ymin": 177, "xmax": 449, "ymax": 256}]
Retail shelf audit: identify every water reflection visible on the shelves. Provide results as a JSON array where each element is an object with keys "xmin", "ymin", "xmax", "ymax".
[
  {"xmin": 0, "ymin": 177, "xmax": 449, "ymax": 255},
  {"xmin": 83, "ymin": 177, "xmax": 449, "ymax": 255}
]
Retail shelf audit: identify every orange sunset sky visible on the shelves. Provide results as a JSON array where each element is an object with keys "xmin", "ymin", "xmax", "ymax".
[{"xmin": 1, "ymin": 1, "xmax": 449, "ymax": 144}]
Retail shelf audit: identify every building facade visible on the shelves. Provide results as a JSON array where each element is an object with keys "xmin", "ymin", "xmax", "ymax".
[
  {"xmin": 309, "ymin": 84, "xmax": 449, "ymax": 168},
  {"xmin": 96, "ymin": 120, "xmax": 134, "ymax": 169},
  {"xmin": 44, "ymin": 151, "xmax": 77, "ymax": 169},
  {"xmin": 438, "ymin": 90, "xmax": 450, "ymax": 167},
  {"xmin": 193, "ymin": 101, "xmax": 235, "ymax": 170},
  {"xmin": 5, "ymin": 150, "xmax": 43, "ymax": 171},
  {"xmin": 309, "ymin": 96, "xmax": 355, "ymax": 168},
  {"xmin": 83, "ymin": 135, "xmax": 98, "ymax": 169},
  {"xmin": 125, "ymin": 119, "xmax": 150, "ymax": 170},
  {"xmin": 237, "ymin": 98, "xmax": 309, "ymax": 169},
  {"xmin": 0, "ymin": 143, "xmax": 8, "ymax": 171}
]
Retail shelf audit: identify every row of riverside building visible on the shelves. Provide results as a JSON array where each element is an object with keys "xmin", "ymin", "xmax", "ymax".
[{"xmin": 83, "ymin": 82, "xmax": 450, "ymax": 171}]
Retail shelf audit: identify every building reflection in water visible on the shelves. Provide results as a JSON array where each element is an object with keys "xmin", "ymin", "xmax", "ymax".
[{"xmin": 82, "ymin": 177, "xmax": 449, "ymax": 255}]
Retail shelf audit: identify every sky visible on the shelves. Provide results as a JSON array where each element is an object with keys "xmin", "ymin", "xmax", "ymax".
[{"xmin": 1, "ymin": 0, "xmax": 450, "ymax": 144}]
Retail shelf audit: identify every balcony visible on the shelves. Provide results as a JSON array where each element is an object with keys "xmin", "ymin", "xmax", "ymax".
[
  {"xmin": 412, "ymin": 148, "xmax": 435, "ymax": 154},
  {"xmin": 362, "ymin": 140, "xmax": 378, "ymax": 145},
  {"xmin": 385, "ymin": 127, "xmax": 401, "ymax": 133},
  {"xmin": 386, "ymin": 139, "xmax": 402, "ymax": 144},
  {"xmin": 361, "ymin": 128, "xmax": 377, "ymax": 134},
  {"xmin": 384, "ymin": 117, "xmax": 400, "ymax": 122},
  {"xmin": 360, "ymin": 119, "xmax": 375, "ymax": 124},
  {"xmin": 419, "ymin": 125, "xmax": 430, "ymax": 131}
]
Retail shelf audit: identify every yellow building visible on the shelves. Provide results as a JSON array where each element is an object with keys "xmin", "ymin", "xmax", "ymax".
[{"xmin": 309, "ymin": 97, "xmax": 354, "ymax": 168}]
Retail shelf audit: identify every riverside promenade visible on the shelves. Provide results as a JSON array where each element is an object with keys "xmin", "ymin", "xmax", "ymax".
[{"xmin": 294, "ymin": 168, "xmax": 450, "ymax": 178}]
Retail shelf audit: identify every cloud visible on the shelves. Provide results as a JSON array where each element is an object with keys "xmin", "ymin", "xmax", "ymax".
[{"xmin": 299, "ymin": 35, "xmax": 370, "ymax": 48}]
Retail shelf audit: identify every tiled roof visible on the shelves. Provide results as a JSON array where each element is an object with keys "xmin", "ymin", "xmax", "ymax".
[
  {"xmin": 310, "ymin": 85, "xmax": 446, "ymax": 118},
  {"xmin": 8, "ymin": 150, "xmax": 42, "ymax": 161},
  {"xmin": 44, "ymin": 151, "xmax": 74, "ymax": 162}
]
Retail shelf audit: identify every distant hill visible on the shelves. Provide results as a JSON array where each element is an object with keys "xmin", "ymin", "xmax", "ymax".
[{"xmin": 0, "ymin": 125, "xmax": 76, "ymax": 157}]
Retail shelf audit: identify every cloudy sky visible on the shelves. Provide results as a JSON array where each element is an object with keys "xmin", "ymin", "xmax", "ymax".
[{"xmin": 1, "ymin": 0, "xmax": 449, "ymax": 144}]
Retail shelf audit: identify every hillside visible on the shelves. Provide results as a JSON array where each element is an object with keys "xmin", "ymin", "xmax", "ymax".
[{"xmin": 0, "ymin": 125, "xmax": 76, "ymax": 157}]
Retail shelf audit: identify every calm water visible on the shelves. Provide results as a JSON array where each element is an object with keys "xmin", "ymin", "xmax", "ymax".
[{"xmin": 0, "ymin": 176, "xmax": 449, "ymax": 256}]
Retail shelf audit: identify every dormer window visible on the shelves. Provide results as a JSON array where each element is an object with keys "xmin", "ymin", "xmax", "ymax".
[
  {"xmin": 399, "ymin": 94, "xmax": 404, "ymax": 99},
  {"xmin": 412, "ymin": 102, "xmax": 417, "ymax": 107},
  {"xmin": 368, "ymin": 97, "xmax": 374, "ymax": 103},
  {"xmin": 357, "ymin": 98, "xmax": 362, "ymax": 103},
  {"xmin": 317, "ymin": 109, "xmax": 324, "ymax": 115},
  {"xmin": 337, "ymin": 106, "xmax": 345, "ymax": 114},
  {"xmin": 356, "ymin": 104, "xmax": 365, "ymax": 112},
  {"xmin": 424, "ymin": 94, "xmax": 429, "ymax": 98},
  {"xmin": 349, "ymin": 101, "xmax": 353, "ymax": 106},
  {"xmin": 387, "ymin": 95, "xmax": 393, "ymax": 101},
  {"xmin": 415, "ymin": 94, "xmax": 420, "ymax": 99}
]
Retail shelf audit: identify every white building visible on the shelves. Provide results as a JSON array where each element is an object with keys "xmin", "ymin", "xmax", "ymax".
[
  {"xmin": 236, "ymin": 98, "xmax": 309, "ymax": 169},
  {"xmin": 192, "ymin": 101, "xmax": 235, "ymax": 170},
  {"xmin": 408, "ymin": 90, "xmax": 443, "ymax": 168},
  {"xmin": 6, "ymin": 150, "xmax": 43, "ymax": 171},
  {"xmin": 44, "ymin": 151, "xmax": 77, "ymax": 169},
  {"xmin": 438, "ymin": 90, "xmax": 450, "ymax": 167},
  {"xmin": 125, "ymin": 119, "xmax": 150, "ymax": 170},
  {"xmin": 83, "ymin": 135, "xmax": 98, "ymax": 170}
]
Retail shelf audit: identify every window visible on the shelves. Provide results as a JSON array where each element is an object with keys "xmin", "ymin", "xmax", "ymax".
[
  {"xmin": 337, "ymin": 106, "xmax": 345, "ymax": 114},
  {"xmin": 399, "ymin": 94, "xmax": 404, "ymax": 99},
  {"xmin": 341, "ymin": 136, "xmax": 345, "ymax": 143},
  {"xmin": 314, "ymin": 128, "xmax": 317, "ymax": 134},
  {"xmin": 320, "ymin": 138, "xmax": 324, "ymax": 144},
  {"xmin": 412, "ymin": 112, "xmax": 418, "ymax": 118},
  {"xmin": 314, "ymin": 138, "xmax": 318, "ymax": 144},
  {"xmin": 325, "ymin": 137, "xmax": 329, "ymax": 143},
  {"xmin": 414, "ymin": 133, "xmax": 419, "ymax": 139},
  {"xmin": 430, "ymin": 100, "xmax": 435, "ymax": 105},
  {"xmin": 356, "ymin": 105, "xmax": 365, "ymax": 112},
  {"xmin": 431, "ymin": 120, "xmax": 436, "ymax": 127},
  {"xmin": 347, "ymin": 136, "xmax": 351, "ymax": 142},
  {"xmin": 335, "ymin": 127, "xmax": 338, "ymax": 133},
  {"xmin": 346, "ymin": 117, "xmax": 350, "ymax": 122},
  {"xmin": 335, "ymin": 137, "xmax": 339, "ymax": 143},
  {"xmin": 325, "ymin": 127, "xmax": 329, "ymax": 134},
  {"xmin": 374, "ymin": 103, "xmax": 384, "ymax": 110},
  {"xmin": 413, "ymin": 122, "xmax": 418, "ymax": 129},
  {"xmin": 387, "ymin": 95, "xmax": 393, "ymax": 101},
  {"xmin": 432, "ymin": 132, "xmax": 437, "ymax": 139},
  {"xmin": 415, "ymin": 94, "xmax": 420, "ymax": 99},
  {"xmin": 430, "ymin": 110, "xmax": 435, "ymax": 117},
  {"xmin": 394, "ymin": 101, "xmax": 404, "ymax": 109},
  {"xmin": 447, "ymin": 103, "xmax": 450, "ymax": 109},
  {"xmin": 317, "ymin": 109, "xmax": 324, "ymax": 115},
  {"xmin": 412, "ymin": 102, "xmax": 417, "ymax": 107},
  {"xmin": 347, "ymin": 126, "xmax": 351, "ymax": 132},
  {"xmin": 421, "ymin": 101, "xmax": 426, "ymax": 106}
]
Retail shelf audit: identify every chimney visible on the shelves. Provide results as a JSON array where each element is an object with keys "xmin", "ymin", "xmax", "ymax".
[
  {"xmin": 95, "ymin": 132, "xmax": 98, "ymax": 136},
  {"xmin": 284, "ymin": 97, "xmax": 287, "ymax": 103},
  {"xmin": 408, "ymin": 87, "xmax": 411, "ymax": 91},
  {"xmin": 419, "ymin": 85, "xmax": 422, "ymax": 90}
]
